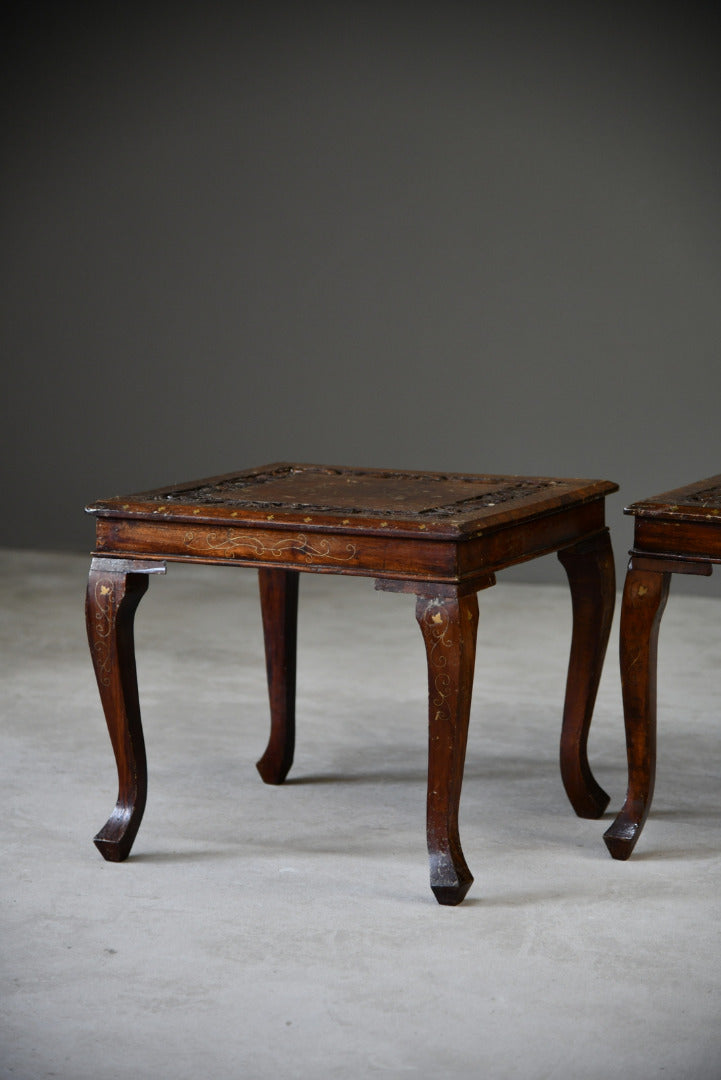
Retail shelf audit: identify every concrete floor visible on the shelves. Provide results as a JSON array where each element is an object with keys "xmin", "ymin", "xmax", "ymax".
[{"xmin": 2, "ymin": 548, "xmax": 720, "ymax": 1079}]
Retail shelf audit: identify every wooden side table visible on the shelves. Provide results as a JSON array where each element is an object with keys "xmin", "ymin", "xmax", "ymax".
[
  {"xmin": 605, "ymin": 475, "xmax": 721, "ymax": 860},
  {"xmin": 86, "ymin": 462, "xmax": 617, "ymax": 904}
]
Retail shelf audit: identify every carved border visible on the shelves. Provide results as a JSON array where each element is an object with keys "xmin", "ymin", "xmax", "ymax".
[
  {"xmin": 680, "ymin": 483, "xmax": 721, "ymax": 509},
  {"xmin": 149, "ymin": 465, "xmax": 555, "ymax": 519}
]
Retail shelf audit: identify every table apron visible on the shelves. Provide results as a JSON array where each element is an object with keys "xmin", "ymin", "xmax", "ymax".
[
  {"xmin": 94, "ymin": 518, "xmax": 460, "ymax": 580},
  {"xmin": 94, "ymin": 499, "xmax": 608, "ymax": 584},
  {"xmin": 634, "ymin": 519, "xmax": 721, "ymax": 563},
  {"xmin": 458, "ymin": 500, "xmax": 608, "ymax": 575}
]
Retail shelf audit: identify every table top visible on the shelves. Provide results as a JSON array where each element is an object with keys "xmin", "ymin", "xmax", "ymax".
[
  {"xmin": 626, "ymin": 475, "xmax": 721, "ymax": 525},
  {"xmin": 87, "ymin": 463, "xmax": 617, "ymax": 540}
]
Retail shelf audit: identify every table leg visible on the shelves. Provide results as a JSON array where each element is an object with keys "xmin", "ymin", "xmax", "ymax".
[
  {"xmin": 416, "ymin": 589, "xmax": 479, "ymax": 905},
  {"xmin": 557, "ymin": 529, "xmax": 615, "ymax": 818},
  {"xmin": 257, "ymin": 568, "xmax": 299, "ymax": 784},
  {"xmin": 604, "ymin": 566, "xmax": 670, "ymax": 859},
  {"xmin": 87, "ymin": 557, "xmax": 164, "ymax": 861}
]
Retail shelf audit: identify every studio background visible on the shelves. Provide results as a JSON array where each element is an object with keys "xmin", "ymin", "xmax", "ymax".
[{"xmin": 2, "ymin": 2, "xmax": 720, "ymax": 592}]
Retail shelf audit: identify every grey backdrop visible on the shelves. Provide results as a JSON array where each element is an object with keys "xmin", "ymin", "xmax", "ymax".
[{"xmin": 3, "ymin": 4, "xmax": 720, "ymax": 591}]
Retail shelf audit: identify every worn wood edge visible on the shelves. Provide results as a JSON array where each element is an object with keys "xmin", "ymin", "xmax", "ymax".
[
  {"xmin": 85, "ymin": 490, "xmax": 617, "ymax": 542},
  {"xmin": 85, "ymin": 466, "xmax": 618, "ymax": 541},
  {"xmin": 89, "ymin": 548, "xmax": 468, "ymax": 585},
  {"xmin": 89, "ymin": 556, "xmax": 167, "ymax": 575},
  {"xmin": 628, "ymin": 551, "xmax": 714, "ymax": 575},
  {"xmin": 375, "ymin": 574, "xmax": 496, "ymax": 597},
  {"xmin": 624, "ymin": 474, "xmax": 721, "ymax": 521}
]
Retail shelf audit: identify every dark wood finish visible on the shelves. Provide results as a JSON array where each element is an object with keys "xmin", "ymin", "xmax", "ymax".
[
  {"xmin": 605, "ymin": 475, "xmax": 721, "ymax": 859},
  {"xmin": 86, "ymin": 557, "xmax": 166, "ymax": 861},
  {"xmin": 416, "ymin": 589, "xmax": 479, "ymax": 906},
  {"xmin": 557, "ymin": 530, "xmax": 616, "ymax": 818},
  {"xmin": 85, "ymin": 463, "xmax": 617, "ymax": 903},
  {"xmin": 87, "ymin": 463, "xmax": 615, "ymax": 537},
  {"xmin": 604, "ymin": 566, "xmax": 670, "ymax": 858},
  {"xmin": 256, "ymin": 568, "xmax": 299, "ymax": 785},
  {"xmin": 87, "ymin": 463, "xmax": 615, "ymax": 586}
]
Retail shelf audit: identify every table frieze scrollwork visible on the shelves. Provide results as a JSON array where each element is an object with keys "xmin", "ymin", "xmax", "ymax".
[{"xmin": 182, "ymin": 530, "xmax": 359, "ymax": 563}]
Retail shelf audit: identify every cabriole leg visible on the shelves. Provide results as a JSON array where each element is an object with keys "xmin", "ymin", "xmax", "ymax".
[
  {"xmin": 416, "ymin": 589, "xmax": 479, "ymax": 906},
  {"xmin": 604, "ymin": 566, "xmax": 670, "ymax": 859},
  {"xmin": 557, "ymin": 529, "xmax": 616, "ymax": 818},
  {"xmin": 87, "ymin": 557, "xmax": 165, "ymax": 861},
  {"xmin": 256, "ymin": 568, "xmax": 299, "ymax": 784}
]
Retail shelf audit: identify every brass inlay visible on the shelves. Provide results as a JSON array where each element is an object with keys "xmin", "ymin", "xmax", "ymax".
[{"xmin": 182, "ymin": 531, "xmax": 359, "ymax": 563}]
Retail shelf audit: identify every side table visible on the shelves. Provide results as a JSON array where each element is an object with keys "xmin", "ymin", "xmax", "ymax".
[
  {"xmin": 605, "ymin": 475, "xmax": 721, "ymax": 859},
  {"xmin": 86, "ymin": 462, "xmax": 618, "ymax": 904}
]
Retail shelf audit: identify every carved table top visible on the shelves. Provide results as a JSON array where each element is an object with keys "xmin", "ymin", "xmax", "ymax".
[
  {"xmin": 87, "ymin": 464, "xmax": 617, "ymax": 584},
  {"xmin": 626, "ymin": 475, "xmax": 721, "ymax": 524},
  {"xmin": 87, "ymin": 463, "xmax": 617, "ymax": 540}
]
